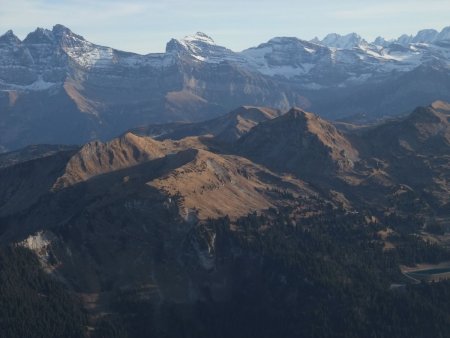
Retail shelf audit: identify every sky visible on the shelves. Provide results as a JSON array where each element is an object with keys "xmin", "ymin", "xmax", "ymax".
[{"xmin": 0, "ymin": 0, "xmax": 449, "ymax": 54}]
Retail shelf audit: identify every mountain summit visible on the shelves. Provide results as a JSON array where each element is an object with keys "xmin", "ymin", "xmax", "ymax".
[
  {"xmin": 238, "ymin": 107, "xmax": 359, "ymax": 177},
  {"xmin": 320, "ymin": 32, "xmax": 368, "ymax": 49},
  {"xmin": 183, "ymin": 32, "xmax": 215, "ymax": 45},
  {"xmin": 166, "ymin": 32, "xmax": 237, "ymax": 62},
  {"xmin": 0, "ymin": 30, "xmax": 21, "ymax": 44}
]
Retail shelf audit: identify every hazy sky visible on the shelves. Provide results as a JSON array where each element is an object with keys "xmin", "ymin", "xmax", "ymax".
[{"xmin": 0, "ymin": 0, "xmax": 449, "ymax": 54}]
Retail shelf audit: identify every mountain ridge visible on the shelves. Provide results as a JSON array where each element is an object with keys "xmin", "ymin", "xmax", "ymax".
[
  {"xmin": 4, "ymin": 24, "xmax": 450, "ymax": 53},
  {"xmin": 1, "ymin": 24, "xmax": 450, "ymax": 152},
  {"xmin": 1, "ymin": 102, "xmax": 450, "ymax": 335}
]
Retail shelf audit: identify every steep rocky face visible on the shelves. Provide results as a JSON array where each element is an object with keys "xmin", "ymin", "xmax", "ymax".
[{"xmin": 1, "ymin": 25, "xmax": 450, "ymax": 152}]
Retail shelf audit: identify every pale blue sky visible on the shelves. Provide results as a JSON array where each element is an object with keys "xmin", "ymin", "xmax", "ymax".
[{"xmin": 0, "ymin": 0, "xmax": 449, "ymax": 54}]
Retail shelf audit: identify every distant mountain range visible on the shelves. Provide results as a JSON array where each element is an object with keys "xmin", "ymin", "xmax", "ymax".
[{"xmin": 1, "ymin": 24, "xmax": 450, "ymax": 152}]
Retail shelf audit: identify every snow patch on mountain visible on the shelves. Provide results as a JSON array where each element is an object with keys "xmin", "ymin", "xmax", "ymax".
[
  {"xmin": 182, "ymin": 32, "xmax": 215, "ymax": 46},
  {"xmin": 166, "ymin": 32, "xmax": 242, "ymax": 64},
  {"xmin": 240, "ymin": 37, "xmax": 328, "ymax": 78}
]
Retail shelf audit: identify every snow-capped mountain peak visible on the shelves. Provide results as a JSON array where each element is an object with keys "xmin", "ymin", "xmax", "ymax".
[
  {"xmin": 182, "ymin": 32, "xmax": 215, "ymax": 45},
  {"xmin": 241, "ymin": 37, "xmax": 329, "ymax": 79},
  {"xmin": 320, "ymin": 32, "xmax": 368, "ymax": 49},
  {"xmin": 166, "ymin": 32, "xmax": 237, "ymax": 62}
]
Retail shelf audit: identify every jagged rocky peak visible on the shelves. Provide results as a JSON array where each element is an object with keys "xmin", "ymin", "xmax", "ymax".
[
  {"xmin": 52, "ymin": 24, "xmax": 84, "ymax": 40},
  {"xmin": 395, "ymin": 34, "xmax": 413, "ymax": 46},
  {"xmin": 22, "ymin": 25, "xmax": 85, "ymax": 46},
  {"xmin": 52, "ymin": 24, "xmax": 72, "ymax": 35},
  {"xmin": 373, "ymin": 36, "xmax": 391, "ymax": 47},
  {"xmin": 374, "ymin": 26, "xmax": 450, "ymax": 47},
  {"xmin": 164, "ymin": 37, "xmax": 181, "ymax": 53},
  {"xmin": 412, "ymin": 29, "xmax": 438, "ymax": 43},
  {"xmin": 310, "ymin": 37, "xmax": 321, "ymax": 44},
  {"xmin": 436, "ymin": 26, "xmax": 450, "ymax": 41},
  {"xmin": 320, "ymin": 32, "xmax": 368, "ymax": 49},
  {"xmin": 0, "ymin": 30, "xmax": 21, "ymax": 44},
  {"xmin": 51, "ymin": 24, "xmax": 87, "ymax": 49},
  {"xmin": 23, "ymin": 27, "xmax": 55, "ymax": 44}
]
